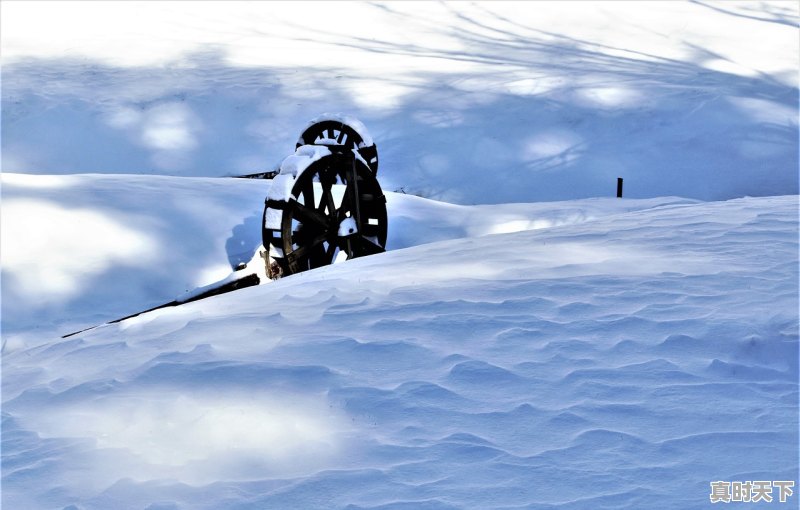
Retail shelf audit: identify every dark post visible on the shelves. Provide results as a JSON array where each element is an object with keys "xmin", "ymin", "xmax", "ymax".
[{"xmin": 616, "ymin": 177, "xmax": 623, "ymax": 198}]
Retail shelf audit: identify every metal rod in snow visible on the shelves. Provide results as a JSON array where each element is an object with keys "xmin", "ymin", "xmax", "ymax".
[
  {"xmin": 617, "ymin": 177, "xmax": 623, "ymax": 198},
  {"xmin": 61, "ymin": 273, "xmax": 261, "ymax": 338}
]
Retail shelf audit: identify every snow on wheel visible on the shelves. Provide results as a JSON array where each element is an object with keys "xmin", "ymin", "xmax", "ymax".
[{"xmin": 297, "ymin": 113, "xmax": 379, "ymax": 174}]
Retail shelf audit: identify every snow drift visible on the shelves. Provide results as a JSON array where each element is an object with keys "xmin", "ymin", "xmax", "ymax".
[{"xmin": 2, "ymin": 173, "xmax": 797, "ymax": 509}]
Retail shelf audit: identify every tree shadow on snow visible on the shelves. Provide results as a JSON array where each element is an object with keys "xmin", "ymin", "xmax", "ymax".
[
  {"xmin": 3, "ymin": 7, "xmax": 797, "ymax": 204},
  {"xmin": 1, "ymin": 2, "xmax": 797, "ymax": 331}
]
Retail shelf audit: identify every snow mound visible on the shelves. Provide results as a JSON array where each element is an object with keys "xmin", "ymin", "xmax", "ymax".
[
  {"xmin": 2, "ymin": 182, "xmax": 797, "ymax": 509},
  {"xmin": 1, "ymin": 173, "xmax": 695, "ymax": 339}
]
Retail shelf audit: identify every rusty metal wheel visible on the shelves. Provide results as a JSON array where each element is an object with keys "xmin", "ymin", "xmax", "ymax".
[{"xmin": 263, "ymin": 150, "xmax": 387, "ymax": 276}]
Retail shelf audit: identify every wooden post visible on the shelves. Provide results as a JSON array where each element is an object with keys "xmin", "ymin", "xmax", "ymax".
[{"xmin": 616, "ymin": 177, "xmax": 623, "ymax": 198}]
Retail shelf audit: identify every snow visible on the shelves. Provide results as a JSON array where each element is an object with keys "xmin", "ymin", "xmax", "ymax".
[
  {"xmin": 2, "ymin": 173, "xmax": 798, "ymax": 509},
  {"xmin": 302, "ymin": 113, "xmax": 375, "ymax": 148},
  {"xmin": 2, "ymin": 173, "xmax": 694, "ymax": 338},
  {"xmin": 2, "ymin": 2, "xmax": 797, "ymax": 202},
  {"xmin": 338, "ymin": 216, "xmax": 358, "ymax": 237},
  {"xmin": 265, "ymin": 173, "xmax": 295, "ymax": 202},
  {"xmin": 1, "ymin": 2, "xmax": 799, "ymax": 509},
  {"xmin": 278, "ymin": 145, "xmax": 332, "ymax": 178}
]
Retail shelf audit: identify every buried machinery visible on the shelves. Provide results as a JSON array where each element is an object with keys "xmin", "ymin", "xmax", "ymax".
[
  {"xmin": 261, "ymin": 114, "xmax": 388, "ymax": 279},
  {"xmin": 63, "ymin": 115, "xmax": 388, "ymax": 337}
]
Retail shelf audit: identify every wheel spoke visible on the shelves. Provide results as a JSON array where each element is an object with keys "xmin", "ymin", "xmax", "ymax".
[
  {"xmin": 343, "ymin": 237, "xmax": 354, "ymax": 259},
  {"xmin": 318, "ymin": 180, "xmax": 335, "ymax": 215},
  {"xmin": 290, "ymin": 199, "xmax": 330, "ymax": 230},
  {"xmin": 286, "ymin": 232, "xmax": 327, "ymax": 266},
  {"xmin": 360, "ymin": 224, "xmax": 381, "ymax": 237},
  {"xmin": 326, "ymin": 240, "xmax": 337, "ymax": 260},
  {"xmin": 340, "ymin": 178, "xmax": 359, "ymax": 219},
  {"xmin": 354, "ymin": 235, "xmax": 385, "ymax": 256},
  {"xmin": 343, "ymin": 179, "xmax": 355, "ymax": 207}
]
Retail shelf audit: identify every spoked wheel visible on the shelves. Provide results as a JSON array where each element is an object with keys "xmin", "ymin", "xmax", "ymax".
[
  {"xmin": 297, "ymin": 117, "xmax": 379, "ymax": 174},
  {"xmin": 266, "ymin": 152, "xmax": 387, "ymax": 276}
]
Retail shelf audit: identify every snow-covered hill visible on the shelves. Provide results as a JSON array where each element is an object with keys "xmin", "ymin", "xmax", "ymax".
[
  {"xmin": 2, "ymin": 172, "xmax": 697, "ymax": 338},
  {"xmin": 2, "ymin": 172, "xmax": 798, "ymax": 509}
]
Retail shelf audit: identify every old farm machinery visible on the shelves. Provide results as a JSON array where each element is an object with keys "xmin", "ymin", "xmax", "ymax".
[
  {"xmin": 262, "ymin": 114, "xmax": 388, "ymax": 278},
  {"xmin": 63, "ymin": 114, "xmax": 388, "ymax": 337}
]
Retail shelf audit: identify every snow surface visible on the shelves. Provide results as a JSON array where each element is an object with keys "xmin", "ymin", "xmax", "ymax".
[
  {"xmin": 2, "ymin": 1, "xmax": 797, "ymax": 203},
  {"xmin": 2, "ymin": 174, "xmax": 798, "ymax": 509},
  {"xmin": 1, "ymin": 2, "xmax": 799, "ymax": 509},
  {"xmin": 1, "ymin": 173, "xmax": 696, "ymax": 338}
]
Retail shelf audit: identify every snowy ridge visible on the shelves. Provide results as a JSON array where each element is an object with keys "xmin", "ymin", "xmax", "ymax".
[
  {"xmin": 2, "ymin": 180, "xmax": 797, "ymax": 509},
  {"xmin": 1, "ymin": 173, "xmax": 698, "ymax": 340}
]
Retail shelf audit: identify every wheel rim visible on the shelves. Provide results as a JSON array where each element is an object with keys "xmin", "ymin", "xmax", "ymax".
[{"xmin": 297, "ymin": 120, "xmax": 379, "ymax": 174}]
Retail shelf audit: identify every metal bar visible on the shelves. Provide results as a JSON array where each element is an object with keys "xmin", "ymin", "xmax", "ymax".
[
  {"xmin": 61, "ymin": 273, "xmax": 261, "ymax": 338},
  {"xmin": 351, "ymin": 155, "xmax": 362, "ymax": 228}
]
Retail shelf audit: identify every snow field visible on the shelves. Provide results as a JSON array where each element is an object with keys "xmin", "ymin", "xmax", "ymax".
[{"xmin": 2, "ymin": 176, "xmax": 797, "ymax": 509}]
